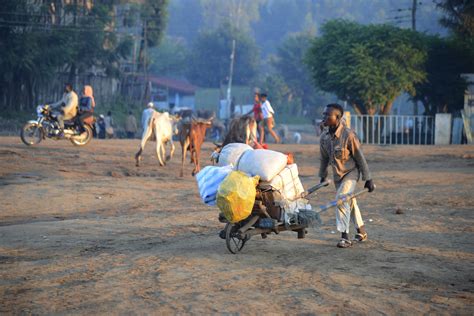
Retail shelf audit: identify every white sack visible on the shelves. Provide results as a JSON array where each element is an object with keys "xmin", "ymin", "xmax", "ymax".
[
  {"xmin": 217, "ymin": 143, "xmax": 253, "ymax": 167},
  {"xmin": 259, "ymin": 164, "xmax": 304, "ymax": 201},
  {"xmin": 236, "ymin": 149, "xmax": 287, "ymax": 181}
]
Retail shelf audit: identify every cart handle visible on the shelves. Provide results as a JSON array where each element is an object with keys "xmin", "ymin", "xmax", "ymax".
[
  {"xmin": 301, "ymin": 180, "xmax": 331, "ymax": 198},
  {"xmin": 314, "ymin": 186, "xmax": 374, "ymax": 214}
]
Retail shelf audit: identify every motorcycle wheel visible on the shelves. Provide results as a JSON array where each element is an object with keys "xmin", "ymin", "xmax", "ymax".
[
  {"xmin": 20, "ymin": 123, "xmax": 43, "ymax": 146},
  {"xmin": 70, "ymin": 125, "xmax": 93, "ymax": 146}
]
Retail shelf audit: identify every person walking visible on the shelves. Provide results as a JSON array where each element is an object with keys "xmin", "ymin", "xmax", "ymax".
[
  {"xmin": 318, "ymin": 103, "xmax": 375, "ymax": 248},
  {"xmin": 104, "ymin": 111, "xmax": 114, "ymax": 138},
  {"xmin": 125, "ymin": 111, "xmax": 138, "ymax": 139},
  {"xmin": 97, "ymin": 114, "xmax": 106, "ymax": 139},
  {"xmin": 260, "ymin": 93, "xmax": 280, "ymax": 143},
  {"xmin": 141, "ymin": 102, "xmax": 155, "ymax": 131}
]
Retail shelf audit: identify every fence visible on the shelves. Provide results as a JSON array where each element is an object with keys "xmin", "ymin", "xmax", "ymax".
[{"xmin": 350, "ymin": 115, "xmax": 435, "ymax": 145}]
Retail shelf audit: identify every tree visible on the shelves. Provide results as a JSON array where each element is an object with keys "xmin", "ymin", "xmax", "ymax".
[
  {"xmin": 413, "ymin": 35, "xmax": 474, "ymax": 114},
  {"xmin": 187, "ymin": 22, "xmax": 259, "ymax": 87},
  {"xmin": 0, "ymin": 0, "xmax": 135, "ymax": 111},
  {"xmin": 148, "ymin": 37, "xmax": 189, "ymax": 77},
  {"xmin": 435, "ymin": 0, "xmax": 474, "ymax": 38},
  {"xmin": 200, "ymin": 0, "xmax": 263, "ymax": 33},
  {"xmin": 137, "ymin": 0, "xmax": 169, "ymax": 73},
  {"xmin": 273, "ymin": 32, "xmax": 320, "ymax": 115},
  {"xmin": 305, "ymin": 20, "xmax": 426, "ymax": 115}
]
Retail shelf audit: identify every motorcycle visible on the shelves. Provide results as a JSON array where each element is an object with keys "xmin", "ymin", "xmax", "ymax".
[{"xmin": 20, "ymin": 104, "xmax": 94, "ymax": 146}]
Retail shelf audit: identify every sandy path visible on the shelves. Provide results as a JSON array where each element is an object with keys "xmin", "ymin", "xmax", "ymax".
[{"xmin": 0, "ymin": 136, "xmax": 473, "ymax": 314}]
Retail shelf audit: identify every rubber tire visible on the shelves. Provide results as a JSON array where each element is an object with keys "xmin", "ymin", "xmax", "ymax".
[
  {"xmin": 20, "ymin": 123, "xmax": 43, "ymax": 146},
  {"xmin": 70, "ymin": 125, "xmax": 93, "ymax": 146}
]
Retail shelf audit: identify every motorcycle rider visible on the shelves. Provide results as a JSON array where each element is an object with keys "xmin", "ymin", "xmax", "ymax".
[
  {"xmin": 50, "ymin": 83, "xmax": 78, "ymax": 137},
  {"xmin": 77, "ymin": 85, "xmax": 95, "ymax": 135}
]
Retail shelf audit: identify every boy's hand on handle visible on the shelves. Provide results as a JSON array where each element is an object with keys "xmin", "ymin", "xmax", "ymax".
[{"xmin": 364, "ymin": 179, "xmax": 375, "ymax": 192}]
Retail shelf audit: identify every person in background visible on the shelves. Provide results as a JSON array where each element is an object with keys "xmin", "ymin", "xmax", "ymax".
[
  {"xmin": 104, "ymin": 111, "xmax": 114, "ymax": 138},
  {"xmin": 125, "ymin": 110, "xmax": 138, "ymax": 139},
  {"xmin": 318, "ymin": 103, "xmax": 375, "ymax": 249},
  {"xmin": 141, "ymin": 102, "xmax": 155, "ymax": 131},
  {"xmin": 247, "ymin": 92, "xmax": 265, "ymax": 144},
  {"xmin": 97, "ymin": 114, "xmax": 106, "ymax": 139},
  {"xmin": 50, "ymin": 83, "xmax": 78, "ymax": 137},
  {"xmin": 260, "ymin": 93, "xmax": 280, "ymax": 143},
  {"xmin": 76, "ymin": 85, "xmax": 95, "ymax": 135}
]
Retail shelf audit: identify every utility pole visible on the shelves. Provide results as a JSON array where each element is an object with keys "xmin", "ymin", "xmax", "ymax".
[
  {"xmin": 225, "ymin": 39, "xmax": 236, "ymax": 118},
  {"xmin": 412, "ymin": 0, "xmax": 418, "ymax": 115},
  {"xmin": 225, "ymin": 0, "xmax": 242, "ymax": 119},
  {"xmin": 142, "ymin": 19, "xmax": 149, "ymax": 105}
]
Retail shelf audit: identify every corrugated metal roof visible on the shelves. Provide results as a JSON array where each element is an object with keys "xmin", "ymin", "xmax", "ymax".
[{"xmin": 147, "ymin": 76, "xmax": 198, "ymax": 94}]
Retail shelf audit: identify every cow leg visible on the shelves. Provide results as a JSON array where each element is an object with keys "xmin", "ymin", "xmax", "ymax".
[
  {"xmin": 180, "ymin": 137, "xmax": 189, "ymax": 177},
  {"xmin": 167, "ymin": 139, "xmax": 175, "ymax": 161},
  {"xmin": 154, "ymin": 129, "xmax": 165, "ymax": 166},
  {"xmin": 192, "ymin": 141, "xmax": 201, "ymax": 177},
  {"xmin": 135, "ymin": 125, "xmax": 153, "ymax": 167},
  {"xmin": 249, "ymin": 121, "xmax": 258, "ymax": 145}
]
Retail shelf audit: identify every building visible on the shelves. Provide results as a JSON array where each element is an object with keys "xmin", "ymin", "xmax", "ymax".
[{"xmin": 148, "ymin": 77, "xmax": 197, "ymax": 111}]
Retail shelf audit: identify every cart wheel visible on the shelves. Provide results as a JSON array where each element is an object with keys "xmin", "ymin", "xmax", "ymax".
[{"xmin": 225, "ymin": 223, "xmax": 247, "ymax": 254}]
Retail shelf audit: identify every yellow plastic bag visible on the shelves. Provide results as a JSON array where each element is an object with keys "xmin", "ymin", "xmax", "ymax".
[{"xmin": 217, "ymin": 171, "xmax": 260, "ymax": 223}]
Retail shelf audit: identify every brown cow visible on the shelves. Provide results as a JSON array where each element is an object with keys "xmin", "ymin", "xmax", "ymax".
[{"xmin": 179, "ymin": 117, "xmax": 213, "ymax": 177}]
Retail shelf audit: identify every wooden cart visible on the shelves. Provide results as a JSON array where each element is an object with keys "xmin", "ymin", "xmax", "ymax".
[{"xmin": 220, "ymin": 181, "xmax": 371, "ymax": 254}]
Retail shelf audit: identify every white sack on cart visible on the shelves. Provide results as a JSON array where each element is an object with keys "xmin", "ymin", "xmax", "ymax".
[
  {"xmin": 259, "ymin": 163, "xmax": 310, "ymax": 217},
  {"xmin": 196, "ymin": 165, "xmax": 233, "ymax": 205},
  {"xmin": 259, "ymin": 164, "xmax": 304, "ymax": 201},
  {"xmin": 217, "ymin": 143, "xmax": 253, "ymax": 167},
  {"xmin": 236, "ymin": 149, "xmax": 287, "ymax": 181}
]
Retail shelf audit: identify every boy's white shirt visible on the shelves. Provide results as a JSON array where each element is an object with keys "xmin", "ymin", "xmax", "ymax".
[{"xmin": 261, "ymin": 100, "xmax": 274, "ymax": 119}]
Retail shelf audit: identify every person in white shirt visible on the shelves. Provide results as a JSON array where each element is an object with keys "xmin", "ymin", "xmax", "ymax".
[
  {"xmin": 141, "ymin": 102, "xmax": 156, "ymax": 131},
  {"xmin": 260, "ymin": 93, "xmax": 280, "ymax": 143},
  {"xmin": 50, "ymin": 83, "xmax": 78, "ymax": 134}
]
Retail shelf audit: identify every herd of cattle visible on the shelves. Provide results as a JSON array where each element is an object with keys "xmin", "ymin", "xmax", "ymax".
[{"xmin": 134, "ymin": 109, "xmax": 258, "ymax": 177}]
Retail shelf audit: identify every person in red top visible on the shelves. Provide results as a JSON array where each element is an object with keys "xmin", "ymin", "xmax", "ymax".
[{"xmin": 250, "ymin": 92, "xmax": 265, "ymax": 143}]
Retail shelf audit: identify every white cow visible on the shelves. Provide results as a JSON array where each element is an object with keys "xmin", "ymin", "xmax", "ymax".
[{"xmin": 135, "ymin": 110, "xmax": 180, "ymax": 167}]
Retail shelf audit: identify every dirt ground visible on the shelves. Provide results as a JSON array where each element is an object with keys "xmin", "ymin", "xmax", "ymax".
[{"xmin": 0, "ymin": 136, "xmax": 473, "ymax": 315}]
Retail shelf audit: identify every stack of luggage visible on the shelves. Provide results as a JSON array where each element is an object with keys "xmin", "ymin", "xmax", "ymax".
[{"xmin": 196, "ymin": 143, "xmax": 312, "ymax": 225}]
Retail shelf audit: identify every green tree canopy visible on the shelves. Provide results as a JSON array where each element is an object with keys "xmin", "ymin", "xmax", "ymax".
[
  {"xmin": 305, "ymin": 20, "xmax": 426, "ymax": 115},
  {"xmin": 0, "ymin": 0, "xmax": 168, "ymax": 111},
  {"xmin": 149, "ymin": 37, "xmax": 188, "ymax": 77},
  {"xmin": 137, "ymin": 0, "xmax": 169, "ymax": 72},
  {"xmin": 187, "ymin": 22, "xmax": 259, "ymax": 87},
  {"xmin": 413, "ymin": 35, "xmax": 474, "ymax": 114},
  {"xmin": 436, "ymin": 0, "xmax": 474, "ymax": 38},
  {"xmin": 272, "ymin": 32, "xmax": 320, "ymax": 115}
]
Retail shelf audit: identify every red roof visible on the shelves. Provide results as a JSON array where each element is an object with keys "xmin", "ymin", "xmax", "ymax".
[{"xmin": 147, "ymin": 76, "xmax": 197, "ymax": 94}]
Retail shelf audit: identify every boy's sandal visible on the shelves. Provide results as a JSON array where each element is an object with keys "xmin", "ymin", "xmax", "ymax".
[
  {"xmin": 354, "ymin": 232, "xmax": 368, "ymax": 242},
  {"xmin": 337, "ymin": 238, "xmax": 352, "ymax": 248}
]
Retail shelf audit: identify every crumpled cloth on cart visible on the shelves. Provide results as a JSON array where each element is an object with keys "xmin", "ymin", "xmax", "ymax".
[{"xmin": 217, "ymin": 171, "xmax": 260, "ymax": 223}]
